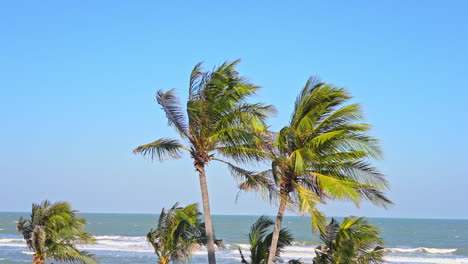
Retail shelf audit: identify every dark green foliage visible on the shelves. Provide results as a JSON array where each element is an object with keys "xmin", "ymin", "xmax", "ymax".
[
  {"xmin": 147, "ymin": 203, "xmax": 222, "ymax": 264},
  {"xmin": 313, "ymin": 217, "xmax": 385, "ymax": 264},
  {"xmin": 238, "ymin": 216, "xmax": 296, "ymax": 264},
  {"xmin": 17, "ymin": 200, "xmax": 97, "ymax": 264}
]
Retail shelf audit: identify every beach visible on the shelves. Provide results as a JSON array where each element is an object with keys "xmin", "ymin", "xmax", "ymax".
[{"xmin": 1, "ymin": 212, "xmax": 467, "ymax": 264}]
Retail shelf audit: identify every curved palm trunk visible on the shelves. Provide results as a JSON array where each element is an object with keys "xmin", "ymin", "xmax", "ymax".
[
  {"xmin": 195, "ymin": 163, "xmax": 217, "ymax": 264},
  {"xmin": 158, "ymin": 256, "xmax": 170, "ymax": 264},
  {"xmin": 33, "ymin": 254, "xmax": 44, "ymax": 264},
  {"xmin": 267, "ymin": 194, "xmax": 287, "ymax": 264}
]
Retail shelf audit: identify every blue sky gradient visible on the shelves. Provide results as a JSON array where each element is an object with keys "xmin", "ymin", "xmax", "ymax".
[{"xmin": 1, "ymin": 1, "xmax": 467, "ymax": 219}]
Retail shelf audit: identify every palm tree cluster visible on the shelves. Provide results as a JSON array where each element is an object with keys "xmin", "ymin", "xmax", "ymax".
[
  {"xmin": 133, "ymin": 60, "xmax": 391, "ymax": 264},
  {"xmin": 17, "ymin": 200, "xmax": 97, "ymax": 264},
  {"xmin": 313, "ymin": 217, "xmax": 385, "ymax": 264},
  {"xmin": 18, "ymin": 60, "xmax": 391, "ymax": 264}
]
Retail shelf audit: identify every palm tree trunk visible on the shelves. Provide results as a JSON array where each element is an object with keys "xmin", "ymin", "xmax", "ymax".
[
  {"xmin": 195, "ymin": 163, "xmax": 217, "ymax": 264},
  {"xmin": 33, "ymin": 254, "xmax": 44, "ymax": 264},
  {"xmin": 267, "ymin": 193, "xmax": 287, "ymax": 264},
  {"xmin": 158, "ymin": 256, "xmax": 170, "ymax": 264}
]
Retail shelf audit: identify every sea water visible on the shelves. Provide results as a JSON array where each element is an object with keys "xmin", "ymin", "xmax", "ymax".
[{"xmin": 0, "ymin": 212, "xmax": 467, "ymax": 263}]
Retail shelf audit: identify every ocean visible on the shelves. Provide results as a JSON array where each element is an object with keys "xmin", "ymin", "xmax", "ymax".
[{"xmin": 0, "ymin": 212, "xmax": 467, "ymax": 264}]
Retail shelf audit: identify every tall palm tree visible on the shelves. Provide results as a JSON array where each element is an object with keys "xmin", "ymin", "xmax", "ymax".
[
  {"xmin": 147, "ymin": 203, "xmax": 222, "ymax": 264},
  {"xmin": 312, "ymin": 217, "xmax": 385, "ymax": 264},
  {"xmin": 134, "ymin": 60, "xmax": 275, "ymax": 264},
  {"xmin": 238, "ymin": 216, "xmax": 293, "ymax": 264},
  {"xmin": 232, "ymin": 77, "xmax": 392, "ymax": 264},
  {"xmin": 17, "ymin": 200, "xmax": 97, "ymax": 264}
]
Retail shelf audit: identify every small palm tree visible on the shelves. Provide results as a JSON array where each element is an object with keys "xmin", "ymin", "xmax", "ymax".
[
  {"xmin": 233, "ymin": 77, "xmax": 392, "ymax": 264},
  {"xmin": 134, "ymin": 60, "xmax": 275, "ymax": 264},
  {"xmin": 17, "ymin": 200, "xmax": 97, "ymax": 264},
  {"xmin": 312, "ymin": 217, "xmax": 385, "ymax": 264},
  {"xmin": 147, "ymin": 203, "xmax": 221, "ymax": 264},
  {"xmin": 238, "ymin": 216, "xmax": 293, "ymax": 264}
]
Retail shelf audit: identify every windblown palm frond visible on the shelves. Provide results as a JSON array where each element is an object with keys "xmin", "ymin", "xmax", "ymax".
[
  {"xmin": 313, "ymin": 217, "xmax": 385, "ymax": 264},
  {"xmin": 17, "ymin": 200, "xmax": 97, "ymax": 264},
  {"xmin": 238, "ymin": 216, "xmax": 296, "ymax": 264},
  {"xmin": 133, "ymin": 138, "xmax": 185, "ymax": 161}
]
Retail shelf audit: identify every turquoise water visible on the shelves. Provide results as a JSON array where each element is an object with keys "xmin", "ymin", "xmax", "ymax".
[{"xmin": 1, "ymin": 212, "xmax": 467, "ymax": 263}]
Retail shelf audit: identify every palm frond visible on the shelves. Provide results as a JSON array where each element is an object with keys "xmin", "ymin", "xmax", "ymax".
[
  {"xmin": 133, "ymin": 138, "xmax": 185, "ymax": 161},
  {"xmin": 157, "ymin": 89, "xmax": 190, "ymax": 138}
]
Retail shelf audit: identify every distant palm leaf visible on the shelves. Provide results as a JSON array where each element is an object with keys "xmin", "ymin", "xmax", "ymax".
[
  {"xmin": 239, "ymin": 216, "xmax": 298, "ymax": 264},
  {"xmin": 17, "ymin": 200, "xmax": 97, "ymax": 264},
  {"xmin": 313, "ymin": 217, "xmax": 385, "ymax": 264},
  {"xmin": 147, "ymin": 203, "xmax": 222, "ymax": 264}
]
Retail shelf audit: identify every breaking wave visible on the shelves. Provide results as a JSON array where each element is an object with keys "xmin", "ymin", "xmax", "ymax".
[{"xmin": 1, "ymin": 235, "xmax": 465, "ymax": 263}]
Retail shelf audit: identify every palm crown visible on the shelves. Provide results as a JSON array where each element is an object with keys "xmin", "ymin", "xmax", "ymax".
[
  {"xmin": 134, "ymin": 60, "xmax": 275, "ymax": 165},
  {"xmin": 17, "ymin": 200, "xmax": 97, "ymax": 264},
  {"xmin": 234, "ymin": 77, "xmax": 391, "ymax": 264}
]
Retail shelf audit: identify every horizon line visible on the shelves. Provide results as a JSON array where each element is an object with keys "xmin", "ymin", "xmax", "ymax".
[{"xmin": 1, "ymin": 211, "xmax": 467, "ymax": 221}]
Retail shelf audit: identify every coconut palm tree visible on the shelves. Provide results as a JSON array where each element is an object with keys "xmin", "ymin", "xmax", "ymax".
[
  {"xmin": 147, "ymin": 203, "xmax": 222, "ymax": 264},
  {"xmin": 238, "ymin": 216, "xmax": 293, "ymax": 264},
  {"xmin": 231, "ymin": 77, "xmax": 392, "ymax": 264},
  {"xmin": 17, "ymin": 200, "xmax": 97, "ymax": 264},
  {"xmin": 134, "ymin": 60, "xmax": 275, "ymax": 264},
  {"xmin": 312, "ymin": 217, "xmax": 385, "ymax": 264}
]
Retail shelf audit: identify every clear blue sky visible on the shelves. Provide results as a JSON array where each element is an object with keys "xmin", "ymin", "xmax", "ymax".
[{"xmin": 1, "ymin": 1, "xmax": 467, "ymax": 219}]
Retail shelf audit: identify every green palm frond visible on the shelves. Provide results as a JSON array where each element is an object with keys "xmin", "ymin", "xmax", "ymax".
[
  {"xmin": 133, "ymin": 138, "xmax": 186, "ymax": 161},
  {"xmin": 157, "ymin": 89, "xmax": 190, "ymax": 138},
  {"xmin": 309, "ymin": 172, "xmax": 361, "ymax": 205},
  {"xmin": 48, "ymin": 244, "xmax": 97, "ymax": 264}
]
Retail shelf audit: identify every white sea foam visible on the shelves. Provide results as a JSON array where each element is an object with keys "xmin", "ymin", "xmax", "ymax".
[
  {"xmin": 0, "ymin": 238, "xmax": 26, "ymax": 248},
  {"xmin": 1, "ymin": 235, "xmax": 466, "ymax": 264},
  {"xmin": 387, "ymin": 247, "xmax": 458, "ymax": 254},
  {"xmin": 94, "ymin": 235, "xmax": 123, "ymax": 240},
  {"xmin": 385, "ymin": 256, "xmax": 468, "ymax": 263},
  {"xmin": 0, "ymin": 238, "xmax": 24, "ymax": 243},
  {"xmin": 21, "ymin": 251, "xmax": 34, "ymax": 255}
]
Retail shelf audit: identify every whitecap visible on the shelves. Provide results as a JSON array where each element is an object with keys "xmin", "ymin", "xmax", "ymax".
[
  {"xmin": 387, "ymin": 247, "xmax": 457, "ymax": 254},
  {"xmin": 385, "ymin": 256, "xmax": 468, "ymax": 263}
]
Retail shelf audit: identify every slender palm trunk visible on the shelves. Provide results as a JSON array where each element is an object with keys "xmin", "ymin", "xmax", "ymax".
[
  {"xmin": 195, "ymin": 163, "xmax": 217, "ymax": 264},
  {"xmin": 267, "ymin": 194, "xmax": 287, "ymax": 264}
]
